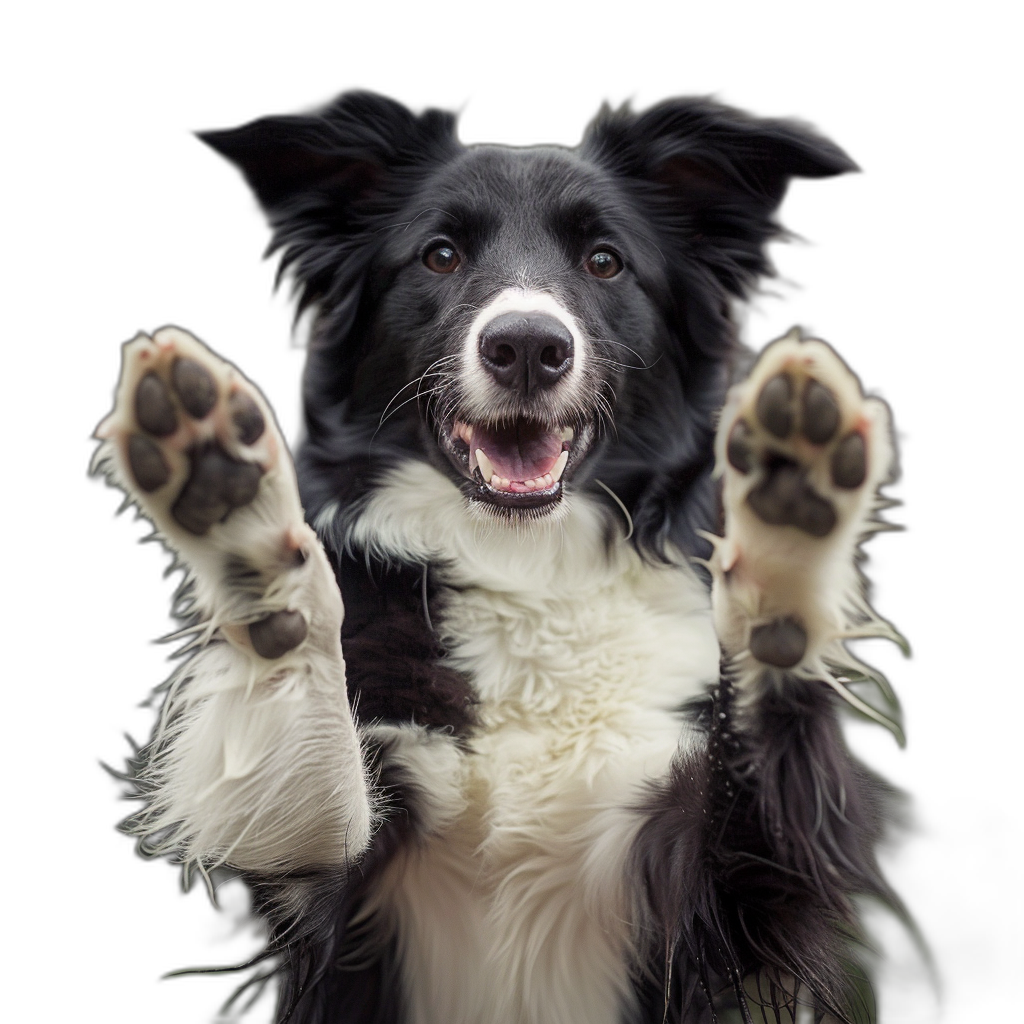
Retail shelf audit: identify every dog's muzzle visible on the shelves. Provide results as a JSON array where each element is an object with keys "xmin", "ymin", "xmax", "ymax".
[{"xmin": 434, "ymin": 294, "xmax": 597, "ymax": 515}]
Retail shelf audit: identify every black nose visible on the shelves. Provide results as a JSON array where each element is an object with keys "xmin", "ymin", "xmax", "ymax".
[{"xmin": 477, "ymin": 312, "xmax": 574, "ymax": 395}]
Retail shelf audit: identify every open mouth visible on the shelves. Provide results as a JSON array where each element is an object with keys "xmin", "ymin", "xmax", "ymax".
[{"xmin": 440, "ymin": 417, "xmax": 590, "ymax": 511}]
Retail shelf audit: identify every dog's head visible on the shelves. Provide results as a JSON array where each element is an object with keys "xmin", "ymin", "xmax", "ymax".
[{"xmin": 202, "ymin": 92, "xmax": 853, "ymax": 554}]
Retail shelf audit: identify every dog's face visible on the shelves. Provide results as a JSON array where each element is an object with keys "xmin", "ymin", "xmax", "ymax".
[
  {"xmin": 363, "ymin": 144, "xmax": 664, "ymax": 514},
  {"xmin": 202, "ymin": 93, "xmax": 853, "ymax": 541}
]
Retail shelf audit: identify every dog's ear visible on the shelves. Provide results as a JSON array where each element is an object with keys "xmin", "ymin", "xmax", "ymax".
[
  {"xmin": 581, "ymin": 96, "xmax": 856, "ymax": 207},
  {"xmin": 581, "ymin": 97, "xmax": 856, "ymax": 297},
  {"xmin": 199, "ymin": 91, "xmax": 461, "ymax": 309}
]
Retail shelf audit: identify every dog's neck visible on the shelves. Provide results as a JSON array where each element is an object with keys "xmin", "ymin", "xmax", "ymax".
[{"xmin": 335, "ymin": 459, "xmax": 663, "ymax": 595}]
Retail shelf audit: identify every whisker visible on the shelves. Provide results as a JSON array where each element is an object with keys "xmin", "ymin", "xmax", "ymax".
[
  {"xmin": 590, "ymin": 338, "xmax": 657, "ymax": 370},
  {"xmin": 371, "ymin": 385, "xmax": 448, "ymax": 447},
  {"xmin": 590, "ymin": 355, "xmax": 651, "ymax": 373},
  {"xmin": 377, "ymin": 379, "xmax": 429, "ymax": 431},
  {"xmin": 375, "ymin": 353, "xmax": 463, "ymax": 429},
  {"xmin": 372, "ymin": 355, "xmax": 462, "ymax": 443}
]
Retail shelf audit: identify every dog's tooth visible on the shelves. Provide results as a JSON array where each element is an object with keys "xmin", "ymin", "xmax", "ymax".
[
  {"xmin": 558, "ymin": 426, "xmax": 574, "ymax": 443},
  {"xmin": 543, "ymin": 473, "xmax": 553, "ymax": 488},
  {"xmin": 476, "ymin": 449, "xmax": 495, "ymax": 482},
  {"xmin": 464, "ymin": 424, "xmax": 474, "ymax": 441},
  {"xmin": 550, "ymin": 450, "xmax": 569, "ymax": 483}
]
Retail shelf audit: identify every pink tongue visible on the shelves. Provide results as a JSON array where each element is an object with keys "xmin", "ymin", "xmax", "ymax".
[{"xmin": 475, "ymin": 423, "xmax": 562, "ymax": 481}]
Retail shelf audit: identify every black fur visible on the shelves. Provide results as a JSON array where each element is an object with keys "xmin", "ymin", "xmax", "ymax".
[
  {"xmin": 631, "ymin": 673, "xmax": 903, "ymax": 1023},
  {"xmin": 163, "ymin": 91, "xmax": 897, "ymax": 1023},
  {"xmin": 336, "ymin": 553, "xmax": 477, "ymax": 737}
]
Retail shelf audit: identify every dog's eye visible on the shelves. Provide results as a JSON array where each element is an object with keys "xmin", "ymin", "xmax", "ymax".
[
  {"xmin": 424, "ymin": 244, "xmax": 461, "ymax": 274},
  {"xmin": 585, "ymin": 250, "xmax": 623, "ymax": 279}
]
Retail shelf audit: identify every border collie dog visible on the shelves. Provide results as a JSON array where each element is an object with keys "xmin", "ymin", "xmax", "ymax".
[{"xmin": 94, "ymin": 92, "xmax": 908, "ymax": 1023}]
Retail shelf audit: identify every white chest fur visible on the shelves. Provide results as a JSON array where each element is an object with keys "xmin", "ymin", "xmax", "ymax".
[{"xmin": 346, "ymin": 465, "xmax": 720, "ymax": 1024}]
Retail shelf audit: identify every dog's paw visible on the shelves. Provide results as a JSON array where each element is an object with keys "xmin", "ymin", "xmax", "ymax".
[
  {"xmin": 95, "ymin": 326, "xmax": 291, "ymax": 530},
  {"xmin": 709, "ymin": 328, "xmax": 899, "ymax": 687},
  {"xmin": 94, "ymin": 327, "xmax": 341, "ymax": 660}
]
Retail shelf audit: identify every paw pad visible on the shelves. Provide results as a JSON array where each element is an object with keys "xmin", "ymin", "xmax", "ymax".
[
  {"xmin": 830, "ymin": 433, "xmax": 867, "ymax": 489},
  {"xmin": 229, "ymin": 392, "xmax": 265, "ymax": 446},
  {"xmin": 249, "ymin": 609, "xmax": 308, "ymax": 659},
  {"xmin": 801, "ymin": 380, "xmax": 840, "ymax": 444},
  {"xmin": 755, "ymin": 373, "xmax": 794, "ymax": 438},
  {"xmin": 753, "ymin": 370, "xmax": 846, "ymax": 450},
  {"xmin": 127, "ymin": 434, "xmax": 170, "ymax": 492},
  {"xmin": 171, "ymin": 442, "xmax": 263, "ymax": 535},
  {"xmin": 171, "ymin": 357, "xmax": 218, "ymax": 418},
  {"xmin": 746, "ymin": 459, "xmax": 836, "ymax": 537},
  {"xmin": 749, "ymin": 617, "xmax": 807, "ymax": 668},
  {"xmin": 726, "ymin": 420, "xmax": 755, "ymax": 473},
  {"xmin": 135, "ymin": 373, "xmax": 178, "ymax": 436},
  {"xmin": 99, "ymin": 329, "xmax": 279, "ymax": 539},
  {"xmin": 722, "ymin": 341, "xmax": 876, "ymax": 539}
]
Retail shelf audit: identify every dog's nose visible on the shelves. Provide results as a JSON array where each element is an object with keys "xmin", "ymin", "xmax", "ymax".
[{"xmin": 477, "ymin": 312, "xmax": 574, "ymax": 395}]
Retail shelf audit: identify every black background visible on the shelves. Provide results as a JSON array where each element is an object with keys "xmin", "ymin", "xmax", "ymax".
[{"xmin": 44, "ymin": 24, "xmax": 1003, "ymax": 1024}]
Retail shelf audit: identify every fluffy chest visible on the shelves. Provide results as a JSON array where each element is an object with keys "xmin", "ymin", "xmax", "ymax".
[
  {"xmin": 349, "ymin": 470, "xmax": 719, "ymax": 1022},
  {"xmin": 387, "ymin": 565, "xmax": 716, "ymax": 1019},
  {"xmin": 381, "ymin": 564, "xmax": 716, "ymax": 1024},
  {"xmin": 441, "ymin": 548, "xmax": 718, "ymax": 826}
]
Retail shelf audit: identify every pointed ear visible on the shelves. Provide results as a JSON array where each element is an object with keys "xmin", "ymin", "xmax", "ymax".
[
  {"xmin": 197, "ymin": 91, "xmax": 462, "ymax": 316},
  {"xmin": 582, "ymin": 96, "xmax": 856, "ymax": 208},
  {"xmin": 197, "ymin": 121, "xmax": 386, "ymax": 212},
  {"xmin": 581, "ymin": 98, "xmax": 856, "ymax": 301}
]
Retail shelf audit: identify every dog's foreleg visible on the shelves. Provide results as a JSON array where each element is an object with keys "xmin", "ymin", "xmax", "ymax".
[
  {"xmin": 711, "ymin": 328, "xmax": 902, "ymax": 1009},
  {"xmin": 635, "ymin": 329, "xmax": 903, "ymax": 1019},
  {"xmin": 94, "ymin": 327, "xmax": 372, "ymax": 874}
]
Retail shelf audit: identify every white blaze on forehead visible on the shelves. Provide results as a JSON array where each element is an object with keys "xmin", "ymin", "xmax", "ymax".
[{"xmin": 460, "ymin": 288, "xmax": 588, "ymax": 419}]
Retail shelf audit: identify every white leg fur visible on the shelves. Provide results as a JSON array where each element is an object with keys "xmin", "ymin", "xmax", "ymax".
[
  {"xmin": 709, "ymin": 328, "xmax": 905, "ymax": 735},
  {"xmin": 94, "ymin": 327, "xmax": 371, "ymax": 872}
]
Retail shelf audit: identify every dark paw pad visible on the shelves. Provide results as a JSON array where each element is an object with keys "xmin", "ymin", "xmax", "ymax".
[
  {"xmin": 831, "ymin": 433, "xmax": 867, "ymax": 489},
  {"xmin": 747, "ymin": 460, "xmax": 836, "ymax": 537},
  {"xmin": 750, "ymin": 617, "xmax": 807, "ymax": 668},
  {"xmin": 801, "ymin": 381, "xmax": 839, "ymax": 444},
  {"xmin": 172, "ymin": 357, "xmax": 218, "ymax": 419},
  {"xmin": 249, "ymin": 610, "xmax": 308, "ymax": 659},
  {"xmin": 135, "ymin": 373, "xmax": 178, "ymax": 436},
  {"xmin": 727, "ymin": 420, "xmax": 754, "ymax": 473},
  {"xmin": 229, "ymin": 391, "xmax": 265, "ymax": 446},
  {"xmin": 127, "ymin": 434, "xmax": 170, "ymax": 492},
  {"xmin": 171, "ymin": 442, "xmax": 263, "ymax": 535},
  {"xmin": 755, "ymin": 373, "xmax": 794, "ymax": 438}
]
